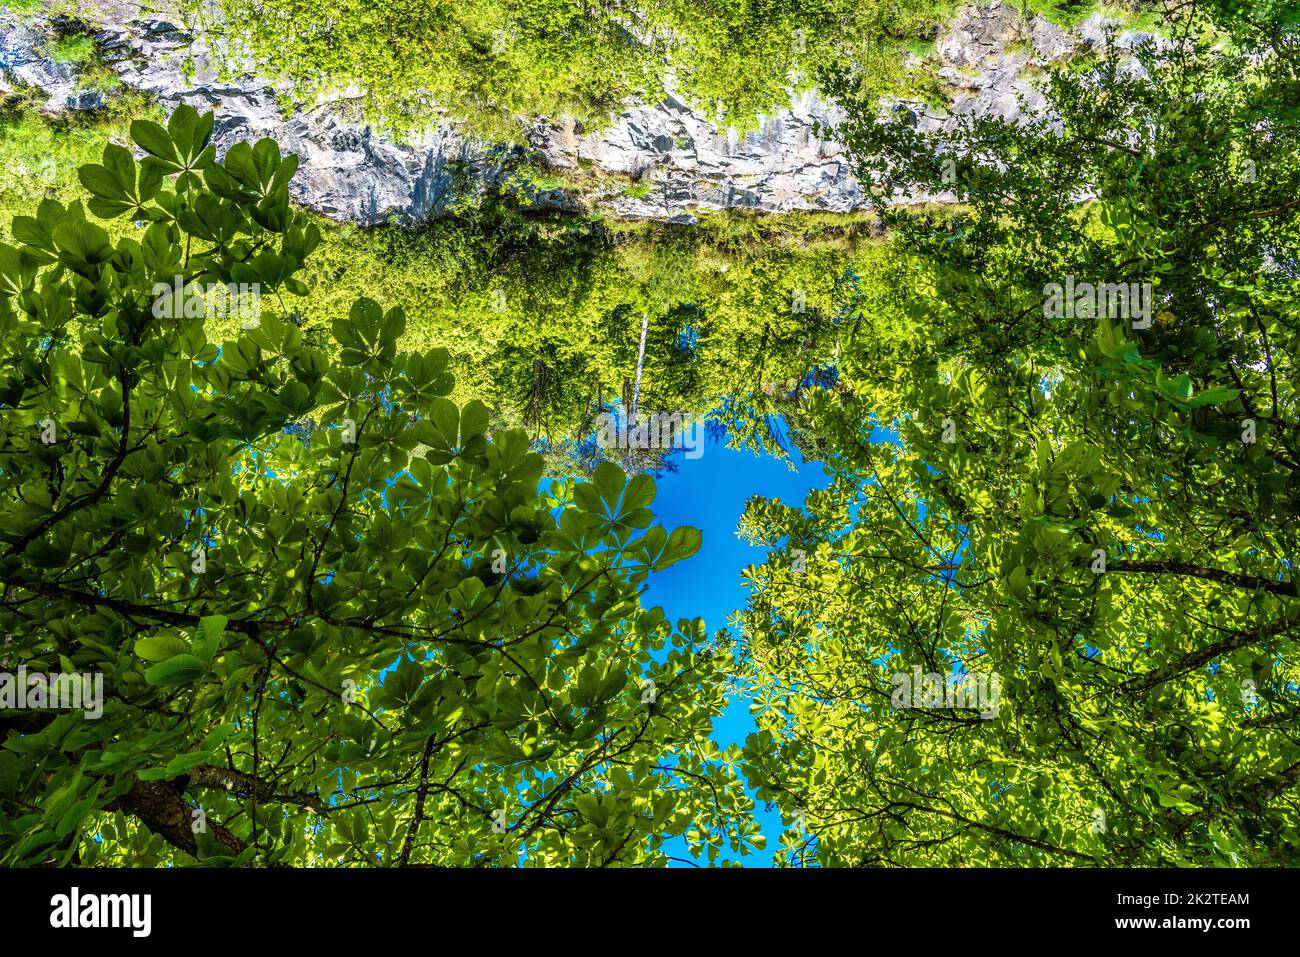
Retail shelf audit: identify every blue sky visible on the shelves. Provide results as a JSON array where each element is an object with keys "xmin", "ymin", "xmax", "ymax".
[{"xmin": 640, "ymin": 429, "xmax": 830, "ymax": 865}]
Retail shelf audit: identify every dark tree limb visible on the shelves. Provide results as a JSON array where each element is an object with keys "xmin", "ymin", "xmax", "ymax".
[
  {"xmin": 115, "ymin": 778, "xmax": 246, "ymax": 859},
  {"xmin": 1077, "ymin": 558, "xmax": 1298, "ymax": 598},
  {"xmin": 1125, "ymin": 611, "xmax": 1300, "ymax": 692}
]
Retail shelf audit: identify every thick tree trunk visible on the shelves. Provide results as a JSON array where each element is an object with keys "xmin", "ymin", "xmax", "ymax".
[{"xmin": 115, "ymin": 778, "xmax": 246, "ymax": 859}]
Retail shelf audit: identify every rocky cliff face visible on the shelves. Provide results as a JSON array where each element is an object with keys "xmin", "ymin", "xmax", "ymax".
[{"xmin": 0, "ymin": 1, "xmax": 1156, "ymax": 226}]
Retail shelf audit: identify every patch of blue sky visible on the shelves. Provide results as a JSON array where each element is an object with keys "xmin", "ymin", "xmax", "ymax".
[{"xmin": 636, "ymin": 419, "xmax": 832, "ymax": 865}]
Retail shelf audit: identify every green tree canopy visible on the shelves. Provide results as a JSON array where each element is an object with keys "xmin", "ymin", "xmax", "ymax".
[
  {"xmin": 188, "ymin": 0, "xmax": 943, "ymax": 137},
  {"xmin": 738, "ymin": 0, "xmax": 1300, "ymax": 865},
  {"xmin": 0, "ymin": 106, "xmax": 764, "ymax": 866}
]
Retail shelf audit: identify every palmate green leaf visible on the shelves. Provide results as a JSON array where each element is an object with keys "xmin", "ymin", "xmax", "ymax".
[
  {"xmin": 1163, "ymin": 372, "xmax": 1194, "ymax": 403},
  {"xmin": 0, "ymin": 243, "xmax": 42, "ymax": 295},
  {"xmin": 416, "ymin": 396, "xmax": 462, "ymax": 464},
  {"xmin": 1156, "ymin": 790, "xmax": 1203, "ymax": 814},
  {"xmin": 222, "ymin": 141, "xmax": 268, "ymax": 192},
  {"xmin": 1185, "ymin": 384, "xmax": 1238, "ymax": 409},
  {"xmin": 55, "ymin": 793, "xmax": 101, "ymax": 840},
  {"xmin": 134, "ymin": 634, "xmax": 193, "ymax": 662},
  {"xmin": 460, "ymin": 399, "xmax": 490, "ymax": 440},
  {"xmin": 591, "ymin": 460, "xmax": 624, "ymax": 506},
  {"xmin": 78, "ymin": 163, "xmax": 128, "ymax": 210},
  {"xmin": 638, "ymin": 525, "xmax": 702, "ymax": 571},
  {"xmin": 138, "ymin": 158, "xmax": 166, "ymax": 202},
  {"xmin": 16, "ymin": 831, "xmax": 63, "ymax": 863},
  {"xmin": 193, "ymin": 615, "xmax": 227, "ymax": 664},
  {"xmin": 204, "ymin": 161, "xmax": 256, "ymax": 203},
  {"xmin": 10, "ymin": 202, "xmax": 62, "ymax": 255},
  {"xmin": 622, "ymin": 473, "xmax": 656, "ymax": 513},
  {"xmin": 332, "ymin": 296, "xmax": 402, "ymax": 366},
  {"xmin": 573, "ymin": 462, "xmax": 657, "ymax": 530},
  {"xmin": 144, "ymin": 654, "xmax": 208, "ymax": 688},
  {"xmin": 50, "ymin": 205, "xmax": 112, "ymax": 266},
  {"xmin": 131, "ymin": 118, "xmax": 181, "ymax": 168},
  {"xmin": 78, "ymin": 144, "xmax": 160, "ymax": 219},
  {"xmin": 166, "ymin": 104, "xmax": 215, "ymax": 164},
  {"xmin": 390, "ymin": 348, "xmax": 452, "ymax": 400},
  {"xmin": 576, "ymin": 665, "xmax": 603, "ymax": 704}
]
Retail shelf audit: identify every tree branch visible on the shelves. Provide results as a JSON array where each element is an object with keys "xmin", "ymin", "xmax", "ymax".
[{"xmin": 114, "ymin": 778, "xmax": 246, "ymax": 860}]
